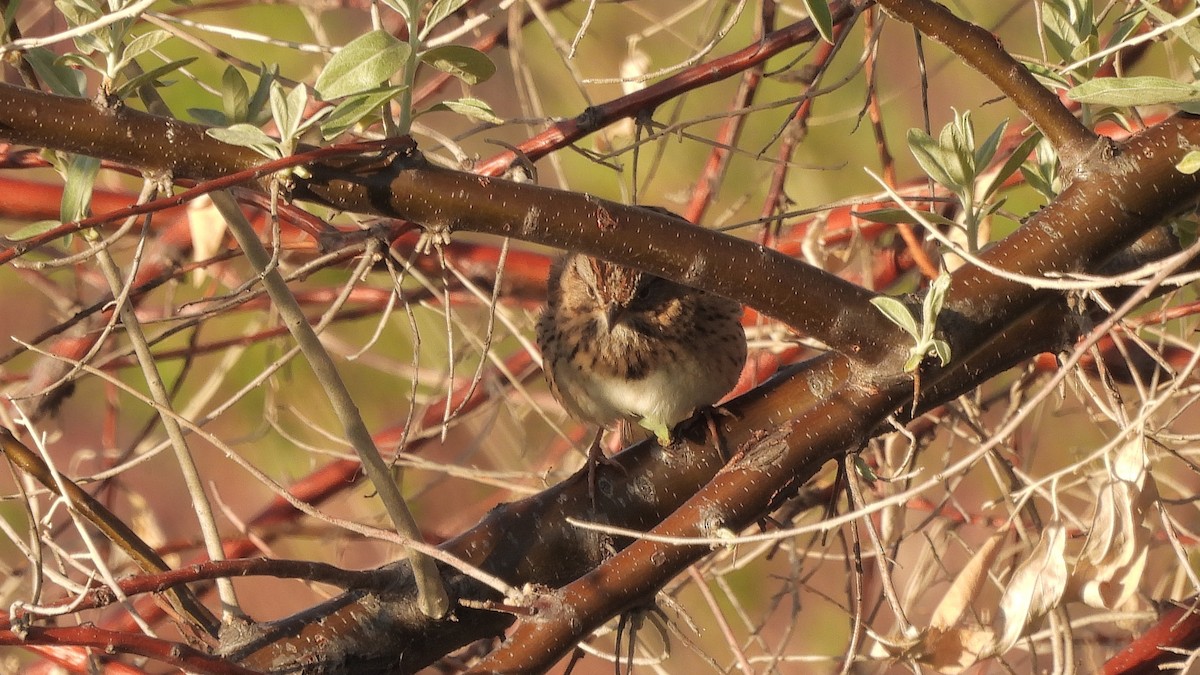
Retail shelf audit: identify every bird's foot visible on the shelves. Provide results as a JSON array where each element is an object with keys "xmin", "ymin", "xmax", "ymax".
[
  {"xmin": 567, "ymin": 428, "xmax": 629, "ymax": 507},
  {"xmin": 699, "ymin": 405, "xmax": 738, "ymax": 461}
]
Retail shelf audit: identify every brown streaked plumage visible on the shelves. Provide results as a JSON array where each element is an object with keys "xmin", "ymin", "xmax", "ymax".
[{"xmin": 536, "ymin": 253, "xmax": 747, "ymax": 453}]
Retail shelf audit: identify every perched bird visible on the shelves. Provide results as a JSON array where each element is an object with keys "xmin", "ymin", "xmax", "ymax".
[{"xmin": 536, "ymin": 249, "xmax": 747, "ymax": 471}]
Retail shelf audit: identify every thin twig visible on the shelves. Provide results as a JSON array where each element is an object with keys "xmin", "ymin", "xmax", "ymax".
[
  {"xmin": 92, "ymin": 206, "xmax": 242, "ymax": 620},
  {"xmin": 208, "ymin": 189, "xmax": 450, "ymax": 618}
]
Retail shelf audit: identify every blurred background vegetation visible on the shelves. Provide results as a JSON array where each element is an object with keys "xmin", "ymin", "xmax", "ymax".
[{"xmin": 1, "ymin": 0, "xmax": 1199, "ymax": 672}]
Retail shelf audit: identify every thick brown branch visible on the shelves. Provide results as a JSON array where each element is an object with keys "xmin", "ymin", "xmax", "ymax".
[
  {"xmin": 0, "ymin": 84, "xmax": 904, "ymax": 364},
  {"xmin": 0, "ymin": 83, "xmax": 262, "ymax": 179},
  {"xmin": 1102, "ymin": 596, "xmax": 1200, "ymax": 674},
  {"xmin": 293, "ymin": 157, "xmax": 902, "ymax": 364}
]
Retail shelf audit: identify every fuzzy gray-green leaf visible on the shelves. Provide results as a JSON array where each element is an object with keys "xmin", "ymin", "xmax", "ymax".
[
  {"xmin": 421, "ymin": 0, "xmax": 471, "ymax": 39},
  {"xmin": 315, "ymin": 30, "xmax": 411, "ymax": 100},
  {"xmin": 320, "ymin": 85, "xmax": 407, "ymax": 139},
  {"xmin": 206, "ymin": 124, "xmax": 280, "ymax": 157},
  {"xmin": 907, "ymin": 128, "xmax": 959, "ymax": 191},
  {"xmin": 420, "ymin": 45, "xmax": 495, "ymax": 85},
  {"xmin": 870, "ymin": 296, "xmax": 920, "ymax": 339},
  {"xmin": 61, "ymin": 154, "xmax": 100, "ymax": 225},
  {"xmin": 1068, "ymin": 76, "xmax": 1200, "ymax": 106},
  {"xmin": 425, "ymin": 97, "xmax": 502, "ymax": 124}
]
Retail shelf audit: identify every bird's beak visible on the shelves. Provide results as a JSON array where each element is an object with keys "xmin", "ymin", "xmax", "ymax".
[{"xmin": 604, "ymin": 303, "xmax": 625, "ymax": 332}]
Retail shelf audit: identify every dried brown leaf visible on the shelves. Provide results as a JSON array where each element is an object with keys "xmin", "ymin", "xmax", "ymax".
[{"xmin": 997, "ymin": 522, "xmax": 1069, "ymax": 652}]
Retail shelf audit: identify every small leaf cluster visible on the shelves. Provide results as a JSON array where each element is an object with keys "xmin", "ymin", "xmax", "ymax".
[
  {"xmin": 1020, "ymin": 137, "xmax": 1062, "ymax": 200},
  {"xmin": 30, "ymin": 0, "xmax": 193, "ymax": 101},
  {"xmin": 1042, "ymin": 0, "xmax": 1099, "ymax": 72},
  {"xmin": 1069, "ymin": 76, "xmax": 1200, "ymax": 109},
  {"xmin": 906, "ymin": 111, "xmax": 1035, "ymax": 250},
  {"xmin": 189, "ymin": 66, "xmax": 276, "ymax": 129},
  {"xmin": 313, "ymin": 0, "xmax": 500, "ymax": 139},
  {"xmin": 203, "ymin": 0, "xmax": 502, "ymax": 162},
  {"xmin": 205, "ymin": 81, "xmax": 329, "ymax": 174},
  {"xmin": 870, "ymin": 274, "xmax": 952, "ymax": 373},
  {"xmin": 1057, "ymin": 2, "xmax": 1200, "ymax": 115}
]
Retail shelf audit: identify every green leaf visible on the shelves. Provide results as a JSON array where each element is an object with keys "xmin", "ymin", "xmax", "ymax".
[
  {"xmin": 54, "ymin": 53, "xmax": 101, "ymax": 75},
  {"xmin": 421, "ymin": 0, "xmax": 471, "ymax": 39},
  {"xmin": 378, "ymin": 0, "xmax": 414, "ymax": 25},
  {"xmin": 907, "ymin": 128, "xmax": 960, "ymax": 191},
  {"xmin": 1172, "ymin": 218, "xmax": 1198, "ymax": 248},
  {"xmin": 979, "ymin": 197, "xmax": 1008, "ymax": 221},
  {"xmin": 943, "ymin": 109, "xmax": 975, "ymax": 186},
  {"xmin": 206, "ymin": 124, "xmax": 280, "ymax": 157},
  {"xmin": 801, "ymin": 0, "xmax": 835, "ymax": 44},
  {"xmin": 3, "ymin": 1, "xmax": 21, "ymax": 35},
  {"xmin": 903, "ymin": 352, "xmax": 925, "ymax": 373},
  {"xmin": 1020, "ymin": 137, "xmax": 1061, "ymax": 199},
  {"xmin": 1109, "ymin": 7, "xmax": 1148, "ymax": 53},
  {"xmin": 56, "ymin": 0, "xmax": 104, "ymax": 54},
  {"xmin": 315, "ymin": 30, "xmax": 411, "ymax": 100},
  {"xmin": 931, "ymin": 339, "xmax": 952, "ymax": 366},
  {"xmin": 1020, "ymin": 59, "xmax": 1072, "ymax": 91},
  {"xmin": 61, "ymin": 154, "xmax": 100, "ymax": 225},
  {"xmin": 246, "ymin": 65, "xmax": 277, "ymax": 126},
  {"xmin": 1177, "ymin": 150, "xmax": 1200, "ymax": 175},
  {"xmin": 270, "ymin": 83, "xmax": 291, "ymax": 140},
  {"xmin": 870, "ymin": 296, "xmax": 920, "ymax": 339},
  {"xmin": 188, "ymin": 107, "xmax": 227, "ymax": 126},
  {"xmin": 983, "ymin": 130, "xmax": 1043, "ymax": 200},
  {"xmin": 921, "ymin": 273, "xmax": 951, "ymax": 343},
  {"xmin": 1042, "ymin": 3, "xmax": 1075, "ymax": 61},
  {"xmin": 853, "ymin": 455, "xmax": 877, "ymax": 483},
  {"xmin": 1020, "ymin": 165, "xmax": 1054, "ymax": 199},
  {"xmin": 856, "ymin": 208, "xmax": 959, "ymax": 228},
  {"xmin": 270, "ymin": 82, "xmax": 309, "ymax": 141},
  {"xmin": 1067, "ymin": 76, "xmax": 1200, "ymax": 106},
  {"xmin": 285, "ymin": 84, "xmax": 310, "ymax": 136},
  {"xmin": 424, "ymin": 97, "xmax": 502, "ymax": 124},
  {"xmin": 1042, "ymin": 0, "xmax": 1096, "ymax": 63},
  {"xmin": 117, "ymin": 29, "xmax": 173, "ymax": 70},
  {"xmin": 222, "ymin": 66, "xmax": 250, "ymax": 124},
  {"xmin": 24, "ymin": 47, "xmax": 86, "ymax": 97},
  {"xmin": 419, "ymin": 45, "xmax": 495, "ymax": 85},
  {"xmin": 8, "ymin": 220, "xmax": 64, "ymax": 241},
  {"xmin": 1141, "ymin": 1, "xmax": 1200, "ymax": 57},
  {"xmin": 110, "ymin": 56, "xmax": 197, "ymax": 99},
  {"xmin": 974, "ymin": 119, "xmax": 1008, "ymax": 171},
  {"xmin": 320, "ymin": 85, "xmax": 407, "ymax": 139}
]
